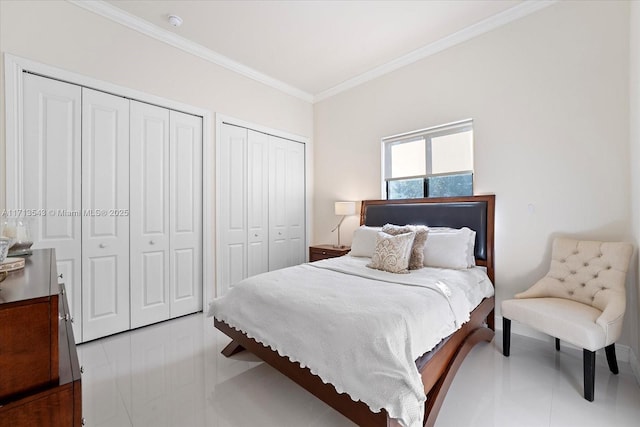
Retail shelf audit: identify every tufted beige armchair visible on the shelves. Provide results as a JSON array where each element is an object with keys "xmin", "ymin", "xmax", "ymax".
[{"xmin": 501, "ymin": 237, "xmax": 633, "ymax": 401}]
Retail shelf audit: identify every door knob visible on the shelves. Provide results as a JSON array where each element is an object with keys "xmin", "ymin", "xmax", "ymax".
[{"xmin": 58, "ymin": 273, "xmax": 63, "ymax": 279}]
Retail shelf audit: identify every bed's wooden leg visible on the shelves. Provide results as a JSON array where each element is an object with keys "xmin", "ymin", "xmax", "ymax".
[
  {"xmin": 221, "ymin": 340, "xmax": 246, "ymax": 357},
  {"xmin": 487, "ymin": 308, "xmax": 495, "ymax": 331},
  {"xmin": 423, "ymin": 326, "xmax": 494, "ymax": 427}
]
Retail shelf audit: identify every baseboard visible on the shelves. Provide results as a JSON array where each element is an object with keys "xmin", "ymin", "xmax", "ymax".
[{"xmin": 631, "ymin": 348, "xmax": 640, "ymax": 387}]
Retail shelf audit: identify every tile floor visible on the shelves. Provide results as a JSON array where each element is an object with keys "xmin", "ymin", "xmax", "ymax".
[{"xmin": 77, "ymin": 313, "xmax": 640, "ymax": 427}]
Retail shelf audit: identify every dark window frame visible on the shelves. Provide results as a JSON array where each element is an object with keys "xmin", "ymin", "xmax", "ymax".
[{"xmin": 382, "ymin": 119, "xmax": 474, "ymax": 200}]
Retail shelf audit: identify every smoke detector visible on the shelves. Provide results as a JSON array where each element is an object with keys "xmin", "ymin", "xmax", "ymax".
[{"xmin": 168, "ymin": 15, "xmax": 183, "ymax": 27}]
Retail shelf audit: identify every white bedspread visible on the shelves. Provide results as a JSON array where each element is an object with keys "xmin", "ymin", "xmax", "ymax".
[{"xmin": 209, "ymin": 255, "xmax": 494, "ymax": 427}]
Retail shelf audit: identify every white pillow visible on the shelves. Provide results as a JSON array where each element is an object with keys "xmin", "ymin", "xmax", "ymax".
[
  {"xmin": 367, "ymin": 231, "xmax": 416, "ymax": 274},
  {"xmin": 349, "ymin": 226, "xmax": 381, "ymax": 257},
  {"xmin": 423, "ymin": 227, "xmax": 476, "ymax": 269}
]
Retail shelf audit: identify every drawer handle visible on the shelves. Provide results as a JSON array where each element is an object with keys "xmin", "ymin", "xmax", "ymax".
[
  {"xmin": 99, "ymin": 243, "xmax": 107, "ymax": 249},
  {"xmin": 80, "ymin": 366, "xmax": 84, "ymax": 374},
  {"xmin": 149, "ymin": 240, "xmax": 156, "ymax": 245},
  {"xmin": 322, "ymin": 251, "xmax": 327, "ymax": 255}
]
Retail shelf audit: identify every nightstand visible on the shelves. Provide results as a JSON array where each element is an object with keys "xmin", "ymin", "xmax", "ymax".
[{"xmin": 309, "ymin": 244, "xmax": 351, "ymax": 262}]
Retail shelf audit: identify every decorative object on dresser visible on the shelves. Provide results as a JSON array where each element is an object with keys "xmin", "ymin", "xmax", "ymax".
[
  {"xmin": 0, "ymin": 237, "xmax": 11, "ymax": 262},
  {"xmin": 0, "ymin": 248, "xmax": 82, "ymax": 427},
  {"xmin": 308, "ymin": 244, "xmax": 351, "ymax": 262},
  {"xmin": 502, "ymin": 237, "xmax": 633, "ymax": 402},
  {"xmin": 332, "ymin": 201, "xmax": 357, "ymax": 248},
  {"xmin": 0, "ymin": 257, "xmax": 25, "ymax": 273}
]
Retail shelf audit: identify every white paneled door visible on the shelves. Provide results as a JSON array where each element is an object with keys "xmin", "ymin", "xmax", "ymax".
[
  {"xmin": 169, "ymin": 110, "xmax": 203, "ymax": 318},
  {"xmin": 284, "ymin": 138, "xmax": 306, "ymax": 267},
  {"xmin": 269, "ymin": 136, "xmax": 306, "ymax": 271},
  {"xmin": 130, "ymin": 101, "xmax": 171, "ymax": 328},
  {"xmin": 16, "ymin": 70, "xmax": 204, "ymax": 343},
  {"xmin": 23, "ymin": 73, "xmax": 83, "ymax": 340},
  {"xmin": 218, "ymin": 122, "xmax": 306, "ymax": 296},
  {"xmin": 247, "ymin": 130, "xmax": 269, "ymax": 277},
  {"xmin": 81, "ymin": 88, "xmax": 131, "ymax": 341},
  {"xmin": 219, "ymin": 124, "xmax": 248, "ymax": 295}
]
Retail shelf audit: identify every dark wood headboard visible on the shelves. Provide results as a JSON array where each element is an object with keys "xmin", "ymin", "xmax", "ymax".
[{"xmin": 360, "ymin": 195, "xmax": 495, "ymax": 283}]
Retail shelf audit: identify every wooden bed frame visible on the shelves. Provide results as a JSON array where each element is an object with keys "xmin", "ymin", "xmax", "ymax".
[{"xmin": 214, "ymin": 194, "xmax": 495, "ymax": 426}]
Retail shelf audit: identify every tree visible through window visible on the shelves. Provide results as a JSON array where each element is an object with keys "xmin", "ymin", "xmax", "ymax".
[{"xmin": 382, "ymin": 119, "xmax": 473, "ymax": 199}]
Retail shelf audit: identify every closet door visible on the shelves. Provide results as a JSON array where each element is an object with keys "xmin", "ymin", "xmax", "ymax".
[
  {"xmin": 169, "ymin": 110, "xmax": 202, "ymax": 317},
  {"xmin": 286, "ymin": 140, "xmax": 306, "ymax": 266},
  {"xmin": 247, "ymin": 130, "xmax": 269, "ymax": 277},
  {"xmin": 218, "ymin": 124, "xmax": 248, "ymax": 295},
  {"xmin": 81, "ymin": 88, "xmax": 130, "ymax": 341},
  {"xmin": 130, "ymin": 101, "xmax": 170, "ymax": 328},
  {"xmin": 22, "ymin": 73, "xmax": 83, "ymax": 340},
  {"xmin": 268, "ymin": 136, "xmax": 306, "ymax": 270}
]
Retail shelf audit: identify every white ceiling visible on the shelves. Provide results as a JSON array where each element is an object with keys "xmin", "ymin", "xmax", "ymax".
[{"xmin": 93, "ymin": 0, "xmax": 549, "ymax": 102}]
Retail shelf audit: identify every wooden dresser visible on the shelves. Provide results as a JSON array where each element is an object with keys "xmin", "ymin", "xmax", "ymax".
[{"xmin": 0, "ymin": 249, "xmax": 82, "ymax": 426}]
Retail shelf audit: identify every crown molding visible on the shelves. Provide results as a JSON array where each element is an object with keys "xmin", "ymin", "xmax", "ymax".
[
  {"xmin": 67, "ymin": 0, "xmax": 314, "ymax": 103},
  {"xmin": 68, "ymin": 0, "xmax": 555, "ymax": 104},
  {"xmin": 314, "ymin": 0, "xmax": 557, "ymax": 103}
]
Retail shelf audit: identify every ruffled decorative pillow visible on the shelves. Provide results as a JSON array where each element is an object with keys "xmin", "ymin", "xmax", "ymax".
[
  {"xmin": 367, "ymin": 231, "xmax": 416, "ymax": 274},
  {"xmin": 381, "ymin": 224, "xmax": 429, "ymax": 270}
]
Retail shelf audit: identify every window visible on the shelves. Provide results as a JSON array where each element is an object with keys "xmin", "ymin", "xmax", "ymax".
[{"xmin": 382, "ymin": 119, "xmax": 473, "ymax": 199}]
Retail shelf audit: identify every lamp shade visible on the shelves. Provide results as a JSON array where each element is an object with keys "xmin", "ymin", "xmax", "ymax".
[{"xmin": 334, "ymin": 201, "xmax": 356, "ymax": 216}]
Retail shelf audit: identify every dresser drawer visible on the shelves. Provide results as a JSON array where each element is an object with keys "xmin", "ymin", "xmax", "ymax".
[
  {"xmin": 0, "ymin": 249, "xmax": 82, "ymax": 426},
  {"xmin": 309, "ymin": 245, "xmax": 350, "ymax": 262}
]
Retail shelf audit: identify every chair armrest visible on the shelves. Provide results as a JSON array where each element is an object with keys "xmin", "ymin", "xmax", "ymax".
[
  {"xmin": 514, "ymin": 278, "xmax": 550, "ymax": 299},
  {"xmin": 596, "ymin": 297, "xmax": 626, "ymax": 346}
]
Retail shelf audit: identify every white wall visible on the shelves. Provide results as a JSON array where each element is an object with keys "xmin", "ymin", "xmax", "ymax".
[
  {"xmin": 314, "ymin": 1, "xmax": 635, "ymax": 346},
  {"xmin": 0, "ymin": 1, "xmax": 314, "ymax": 298},
  {"xmin": 630, "ymin": 1, "xmax": 640, "ymax": 365}
]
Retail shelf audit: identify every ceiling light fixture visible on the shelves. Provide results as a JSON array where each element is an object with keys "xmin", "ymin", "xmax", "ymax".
[{"xmin": 167, "ymin": 14, "xmax": 183, "ymax": 27}]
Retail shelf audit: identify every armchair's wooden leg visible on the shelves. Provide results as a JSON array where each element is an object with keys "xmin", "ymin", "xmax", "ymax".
[
  {"xmin": 503, "ymin": 318, "xmax": 511, "ymax": 357},
  {"xmin": 605, "ymin": 344, "xmax": 619, "ymax": 374},
  {"xmin": 555, "ymin": 338, "xmax": 560, "ymax": 351},
  {"xmin": 583, "ymin": 349, "xmax": 595, "ymax": 402}
]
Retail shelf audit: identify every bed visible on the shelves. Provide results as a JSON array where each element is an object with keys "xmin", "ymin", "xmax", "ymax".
[{"xmin": 212, "ymin": 194, "xmax": 495, "ymax": 427}]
